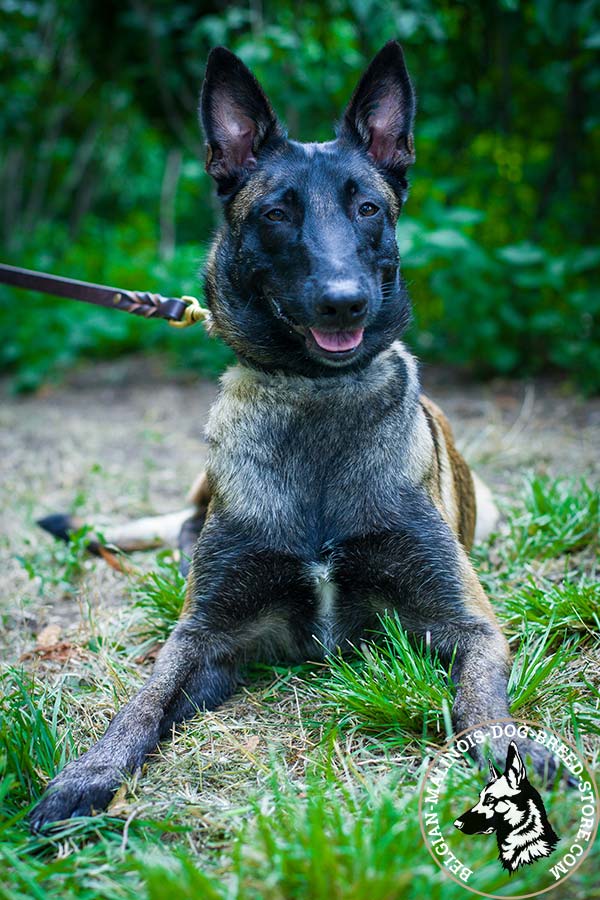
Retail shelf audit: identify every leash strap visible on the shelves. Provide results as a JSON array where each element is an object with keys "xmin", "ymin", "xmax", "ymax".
[{"xmin": 0, "ymin": 263, "xmax": 209, "ymax": 328}]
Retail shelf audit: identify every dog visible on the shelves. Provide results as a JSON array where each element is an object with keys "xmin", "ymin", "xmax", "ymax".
[
  {"xmin": 30, "ymin": 41, "xmax": 555, "ymax": 832},
  {"xmin": 454, "ymin": 741, "xmax": 559, "ymax": 873}
]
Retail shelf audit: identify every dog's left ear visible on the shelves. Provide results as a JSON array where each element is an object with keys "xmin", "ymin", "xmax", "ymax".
[
  {"xmin": 504, "ymin": 741, "xmax": 527, "ymax": 789},
  {"xmin": 488, "ymin": 759, "xmax": 502, "ymax": 782},
  {"xmin": 338, "ymin": 40, "xmax": 416, "ymax": 174}
]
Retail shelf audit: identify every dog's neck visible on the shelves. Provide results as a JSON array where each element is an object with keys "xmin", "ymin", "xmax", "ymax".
[
  {"xmin": 220, "ymin": 340, "xmax": 420, "ymax": 407},
  {"xmin": 497, "ymin": 797, "xmax": 558, "ymax": 873}
]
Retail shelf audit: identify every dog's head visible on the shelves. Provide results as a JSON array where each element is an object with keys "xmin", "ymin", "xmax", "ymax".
[
  {"xmin": 453, "ymin": 742, "xmax": 532, "ymax": 836},
  {"xmin": 199, "ymin": 41, "xmax": 416, "ymax": 376}
]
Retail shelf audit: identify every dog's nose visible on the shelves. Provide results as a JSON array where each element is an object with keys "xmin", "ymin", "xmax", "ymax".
[
  {"xmin": 315, "ymin": 281, "xmax": 367, "ymax": 326},
  {"xmin": 453, "ymin": 819, "xmax": 464, "ymax": 829}
]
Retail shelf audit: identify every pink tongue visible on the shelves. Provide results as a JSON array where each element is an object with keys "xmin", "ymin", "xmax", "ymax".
[{"xmin": 309, "ymin": 328, "xmax": 364, "ymax": 352}]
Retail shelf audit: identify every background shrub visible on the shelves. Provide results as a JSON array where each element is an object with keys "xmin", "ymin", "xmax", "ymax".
[{"xmin": 1, "ymin": 0, "xmax": 598, "ymax": 391}]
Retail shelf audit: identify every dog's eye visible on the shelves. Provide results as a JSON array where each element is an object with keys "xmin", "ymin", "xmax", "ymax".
[
  {"xmin": 265, "ymin": 208, "xmax": 286, "ymax": 222},
  {"xmin": 358, "ymin": 202, "xmax": 380, "ymax": 217}
]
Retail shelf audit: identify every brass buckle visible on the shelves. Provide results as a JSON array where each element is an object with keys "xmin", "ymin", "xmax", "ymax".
[{"xmin": 169, "ymin": 296, "xmax": 210, "ymax": 329}]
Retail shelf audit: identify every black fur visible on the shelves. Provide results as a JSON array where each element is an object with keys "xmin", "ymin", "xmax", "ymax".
[{"xmin": 201, "ymin": 42, "xmax": 414, "ymax": 377}]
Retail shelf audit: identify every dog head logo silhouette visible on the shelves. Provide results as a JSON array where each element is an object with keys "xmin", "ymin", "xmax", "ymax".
[{"xmin": 453, "ymin": 741, "xmax": 559, "ymax": 873}]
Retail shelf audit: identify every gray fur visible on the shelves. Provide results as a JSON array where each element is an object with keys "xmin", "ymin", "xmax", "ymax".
[{"xmin": 206, "ymin": 340, "xmax": 432, "ymax": 551}]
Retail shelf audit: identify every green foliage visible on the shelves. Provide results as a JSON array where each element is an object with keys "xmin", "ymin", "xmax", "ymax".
[
  {"xmin": 1, "ymin": 0, "xmax": 599, "ymax": 390},
  {"xmin": 236, "ymin": 772, "xmax": 421, "ymax": 900},
  {"xmin": 507, "ymin": 628, "xmax": 580, "ymax": 714},
  {"xmin": 0, "ymin": 670, "xmax": 75, "ymax": 806},
  {"xmin": 401, "ymin": 207, "xmax": 600, "ymax": 388},
  {"xmin": 230, "ymin": 763, "xmax": 598, "ymax": 900},
  {"xmin": 17, "ymin": 523, "xmax": 96, "ymax": 597}
]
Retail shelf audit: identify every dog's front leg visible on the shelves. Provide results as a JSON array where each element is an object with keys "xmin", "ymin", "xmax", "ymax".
[
  {"xmin": 29, "ymin": 625, "xmax": 237, "ymax": 832},
  {"xmin": 339, "ymin": 502, "xmax": 556, "ymax": 780},
  {"xmin": 448, "ymin": 612, "xmax": 559, "ymax": 782},
  {"xmin": 29, "ymin": 516, "xmax": 298, "ymax": 833},
  {"xmin": 427, "ymin": 553, "xmax": 559, "ymax": 780}
]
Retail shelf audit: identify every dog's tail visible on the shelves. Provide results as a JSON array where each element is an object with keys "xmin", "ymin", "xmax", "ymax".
[{"xmin": 37, "ymin": 473, "xmax": 210, "ymax": 572}]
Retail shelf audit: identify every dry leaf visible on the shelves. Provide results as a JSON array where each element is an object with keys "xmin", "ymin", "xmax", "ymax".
[
  {"xmin": 20, "ymin": 639, "xmax": 85, "ymax": 663},
  {"xmin": 107, "ymin": 783, "xmax": 130, "ymax": 815},
  {"xmin": 134, "ymin": 642, "xmax": 163, "ymax": 663},
  {"xmin": 36, "ymin": 624, "xmax": 62, "ymax": 648},
  {"xmin": 242, "ymin": 735, "xmax": 260, "ymax": 754}
]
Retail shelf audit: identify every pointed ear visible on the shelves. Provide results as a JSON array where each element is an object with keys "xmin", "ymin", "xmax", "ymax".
[
  {"xmin": 488, "ymin": 759, "xmax": 502, "ymax": 782},
  {"xmin": 338, "ymin": 40, "xmax": 416, "ymax": 174},
  {"xmin": 200, "ymin": 47, "xmax": 285, "ymax": 194},
  {"xmin": 505, "ymin": 741, "xmax": 526, "ymax": 789}
]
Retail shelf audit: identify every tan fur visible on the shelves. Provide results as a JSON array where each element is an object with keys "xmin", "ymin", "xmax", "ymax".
[
  {"xmin": 229, "ymin": 173, "xmax": 274, "ymax": 224},
  {"xmin": 457, "ymin": 549, "xmax": 507, "ymax": 628},
  {"xmin": 419, "ymin": 395, "xmax": 476, "ymax": 550},
  {"xmin": 371, "ymin": 168, "xmax": 401, "ymax": 219}
]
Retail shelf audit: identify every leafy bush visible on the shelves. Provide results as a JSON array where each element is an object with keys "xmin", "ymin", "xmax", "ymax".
[{"xmin": 1, "ymin": 0, "xmax": 598, "ymax": 391}]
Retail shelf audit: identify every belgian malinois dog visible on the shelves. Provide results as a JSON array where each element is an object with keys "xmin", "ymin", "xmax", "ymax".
[
  {"xmin": 31, "ymin": 41, "xmax": 555, "ymax": 831},
  {"xmin": 454, "ymin": 742, "xmax": 559, "ymax": 873}
]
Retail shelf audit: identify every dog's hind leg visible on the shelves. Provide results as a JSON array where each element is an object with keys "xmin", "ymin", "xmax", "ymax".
[
  {"xmin": 472, "ymin": 472, "xmax": 500, "ymax": 543},
  {"xmin": 37, "ymin": 472, "xmax": 212, "ymax": 558},
  {"xmin": 38, "ymin": 506, "xmax": 198, "ymax": 552}
]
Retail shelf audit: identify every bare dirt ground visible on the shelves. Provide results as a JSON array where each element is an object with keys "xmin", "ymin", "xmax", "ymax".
[{"xmin": 1, "ymin": 357, "xmax": 598, "ymax": 660}]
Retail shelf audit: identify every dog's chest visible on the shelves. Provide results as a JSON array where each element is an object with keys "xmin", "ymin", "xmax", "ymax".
[{"xmin": 205, "ymin": 346, "xmax": 429, "ymax": 554}]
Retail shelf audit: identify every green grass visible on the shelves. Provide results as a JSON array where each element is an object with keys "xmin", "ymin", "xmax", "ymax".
[
  {"xmin": 504, "ymin": 576, "xmax": 600, "ymax": 639},
  {"xmin": 0, "ymin": 671, "xmax": 75, "ymax": 807},
  {"xmin": 2, "ymin": 473, "xmax": 599, "ymax": 899},
  {"xmin": 504, "ymin": 474, "xmax": 598, "ymax": 563},
  {"xmin": 132, "ymin": 550, "xmax": 186, "ymax": 643},
  {"xmin": 507, "ymin": 628, "xmax": 581, "ymax": 714},
  {"xmin": 16, "ymin": 523, "xmax": 97, "ymax": 598},
  {"xmin": 311, "ymin": 614, "xmax": 453, "ymax": 742}
]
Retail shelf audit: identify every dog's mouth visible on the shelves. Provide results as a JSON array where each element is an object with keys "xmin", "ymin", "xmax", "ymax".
[
  {"xmin": 306, "ymin": 327, "xmax": 364, "ymax": 360},
  {"xmin": 268, "ymin": 297, "xmax": 365, "ymax": 363}
]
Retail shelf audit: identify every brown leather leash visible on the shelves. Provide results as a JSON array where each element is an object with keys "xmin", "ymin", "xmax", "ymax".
[{"xmin": 0, "ymin": 262, "xmax": 210, "ymax": 329}]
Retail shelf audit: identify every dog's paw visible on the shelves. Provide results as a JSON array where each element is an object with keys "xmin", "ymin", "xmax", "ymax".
[{"xmin": 29, "ymin": 766, "xmax": 120, "ymax": 834}]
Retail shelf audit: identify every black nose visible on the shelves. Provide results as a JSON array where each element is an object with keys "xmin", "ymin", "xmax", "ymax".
[{"xmin": 315, "ymin": 282, "xmax": 367, "ymax": 327}]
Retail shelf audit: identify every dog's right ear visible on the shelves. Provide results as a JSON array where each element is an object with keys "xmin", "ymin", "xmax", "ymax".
[{"xmin": 200, "ymin": 47, "xmax": 285, "ymax": 195}]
